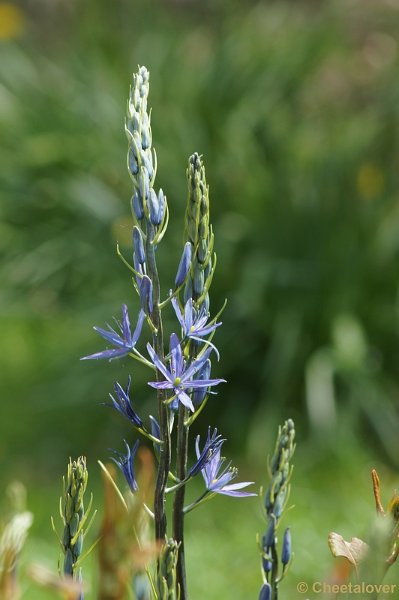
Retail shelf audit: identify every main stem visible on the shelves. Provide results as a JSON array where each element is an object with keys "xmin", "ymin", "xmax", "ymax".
[
  {"xmin": 146, "ymin": 224, "xmax": 171, "ymax": 542},
  {"xmin": 173, "ymin": 403, "xmax": 189, "ymax": 599},
  {"xmin": 271, "ymin": 541, "xmax": 279, "ymax": 600}
]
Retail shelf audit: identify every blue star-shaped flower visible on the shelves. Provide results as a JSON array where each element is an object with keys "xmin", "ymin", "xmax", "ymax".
[
  {"xmin": 110, "ymin": 439, "xmax": 139, "ymax": 492},
  {"xmin": 195, "ymin": 430, "xmax": 256, "ymax": 497},
  {"xmin": 81, "ymin": 305, "xmax": 145, "ymax": 361},
  {"xmin": 147, "ymin": 333, "xmax": 225, "ymax": 412},
  {"xmin": 107, "ymin": 376, "xmax": 143, "ymax": 429},
  {"xmin": 171, "ymin": 297, "xmax": 221, "ymax": 358},
  {"xmin": 188, "ymin": 428, "xmax": 225, "ymax": 478}
]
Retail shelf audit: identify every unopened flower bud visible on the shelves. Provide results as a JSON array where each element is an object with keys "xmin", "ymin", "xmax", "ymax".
[
  {"xmin": 281, "ymin": 527, "xmax": 291, "ymax": 566},
  {"xmin": 139, "ymin": 275, "xmax": 153, "ymax": 315},
  {"xmin": 133, "ymin": 226, "xmax": 145, "ymax": 265},
  {"xmin": 138, "ymin": 169, "xmax": 150, "ymax": 201},
  {"xmin": 175, "ymin": 242, "xmax": 192, "ymax": 288},
  {"xmin": 259, "ymin": 582, "xmax": 272, "ymax": 600},
  {"xmin": 133, "ymin": 253, "xmax": 143, "ymax": 286},
  {"xmin": 262, "ymin": 519, "xmax": 275, "ymax": 549},
  {"xmin": 193, "ymin": 267, "xmax": 204, "ymax": 296},
  {"xmin": 262, "ymin": 556, "xmax": 272, "ymax": 574},
  {"xmin": 131, "ymin": 191, "xmax": 144, "ymax": 221},
  {"xmin": 273, "ymin": 487, "xmax": 287, "ymax": 518},
  {"xmin": 149, "ymin": 415, "xmax": 161, "ymax": 458},
  {"xmin": 157, "ymin": 189, "xmax": 166, "ymax": 224},
  {"xmin": 183, "ymin": 278, "xmax": 193, "ymax": 304},
  {"xmin": 197, "ymin": 238, "xmax": 208, "ymax": 264},
  {"xmin": 141, "ymin": 114, "xmax": 151, "ymax": 150},
  {"xmin": 148, "ymin": 189, "xmax": 160, "ymax": 226},
  {"xmin": 128, "ymin": 147, "xmax": 139, "ymax": 175},
  {"xmin": 192, "ymin": 359, "xmax": 211, "ymax": 407}
]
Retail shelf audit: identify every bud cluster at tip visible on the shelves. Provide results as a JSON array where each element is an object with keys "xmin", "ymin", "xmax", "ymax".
[
  {"xmin": 126, "ymin": 66, "xmax": 167, "ymax": 231},
  {"xmin": 265, "ymin": 418, "xmax": 295, "ymax": 521},
  {"xmin": 183, "ymin": 153, "xmax": 215, "ymax": 311},
  {"xmin": 156, "ymin": 538, "xmax": 180, "ymax": 600},
  {"xmin": 259, "ymin": 420, "xmax": 295, "ymax": 594},
  {"xmin": 61, "ymin": 457, "xmax": 89, "ymax": 578}
]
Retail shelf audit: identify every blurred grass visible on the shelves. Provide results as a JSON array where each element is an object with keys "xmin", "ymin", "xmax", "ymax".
[
  {"xmin": 14, "ymin": 434, "xmax": 398, "ymax": 599},
  {"xmin": 1, "ymin": 0, "xmax": 399, "ymax": 471},
  {"xmin": 1, "ymin": 0, "xmax": 399, "ymax": 596}
]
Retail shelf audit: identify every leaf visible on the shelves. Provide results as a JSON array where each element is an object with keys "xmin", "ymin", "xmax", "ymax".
[{"xmin": 328, "ymin": 532, "xmax": 369, "ymax": 566}]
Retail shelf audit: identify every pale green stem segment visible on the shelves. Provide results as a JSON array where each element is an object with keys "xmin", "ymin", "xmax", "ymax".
[{"xmin": 173, "ymin": 153, "xmax": 215, "ymax": 600}]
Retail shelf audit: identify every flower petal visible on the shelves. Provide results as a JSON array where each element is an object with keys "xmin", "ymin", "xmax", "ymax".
[
  {"xmin": 81, "ymin": 347, "xmax": 128, "ymax": 361},
  {"xmin": 148, "ymin": 381, "xmax": 174, "ymax": 389},
  {"xmin": 188, "ymin": 378, "xmax": 226, "ymax": 388},
  {"xmin": 176, "ymin": 389, "xmax": 195, "ymax": 412},
  {"xmin": 170, "ymin": 333, "xmax": 183, "ymax": 378},
  {"xmin": 171, "ymin": 297, "xmax": 185, "ymax": 330},
  {"xmin": 131, "ymin": 310, "xmax": 145, "ymax": 346},
  {"xmin": 147, "ymin": 343, "xmax": 172, "ymax": 381},
  {"xmin": 121, "ymin": 304, "xmax": 132, "ymax": 344},
  {"xmin": 92, "ymin": 326, "xmax": 125, "ymax": 347}
]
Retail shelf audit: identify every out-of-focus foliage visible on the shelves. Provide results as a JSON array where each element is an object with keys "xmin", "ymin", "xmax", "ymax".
[{"xmin": 1, "ymin": 0, "xmax": 399, "ymax": 482}]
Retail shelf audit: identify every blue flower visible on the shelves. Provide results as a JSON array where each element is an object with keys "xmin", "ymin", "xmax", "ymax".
[
  {"xmin": 171, "ymin": 297, "xmax": 221, "ymax": 358},
  {"xmin": 110, "ymin": 439, "xmax": 139, "ymax": 492},
  {"xmin": 195, "ymin": 433, "xmax": 256, "ymax": 497},
  {"xmin": 188, "ymin": 428, "xmax": 225, "ymax": 478},
  {"xmin": 81, "ymin": 305, "xmax": 145, "ymax": 361},
  {"xmin": 107, "ymin": 376, "xmax": 143, "ymax": 429},
  {"xmin": 147, "ymin": 334, "xmax": 225, "ymax": 412}
]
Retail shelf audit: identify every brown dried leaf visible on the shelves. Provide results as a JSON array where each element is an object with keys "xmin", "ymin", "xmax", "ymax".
[{"xmin": 328, "ymin": 532, "xmax": 369, "ymax": 566}]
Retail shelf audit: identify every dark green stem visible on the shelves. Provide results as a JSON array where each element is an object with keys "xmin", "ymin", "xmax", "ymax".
[
  {"xmin": 146, "ymin": 224, "xmax": 171, "ymax": 542},
  {"xmin": 271, "ymin": 541, "xmax": 279, "ymax": 600},
  {"xmin": 172, "ymin": 403, "xmax": 189, "ymax": 599}
]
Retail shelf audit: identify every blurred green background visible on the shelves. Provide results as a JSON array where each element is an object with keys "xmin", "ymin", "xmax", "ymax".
[{"xmin": 1, "ymin": 0, "xmax": 399, "ymax": 597}]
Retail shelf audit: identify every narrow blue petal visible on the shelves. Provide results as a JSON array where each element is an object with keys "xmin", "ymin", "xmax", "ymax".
[
  {"xmin": 170, "ymin": 333, "xmax": 183, "ymax": 378},
  {"xmin": 148, "ymin": 381, "xmax": 173, "ymax": 389},
  {"xmin": 184, "ymin": 298, "xmax": 193, "ymax": 333},
  {"xmin": 132, "ymin": 310, "xmax": 145, "ymax": 346},
  {"xmin": 187, "ymin": 378, "xmax": 226, "ymax": 388},
  {"xmin": 81, "ymin": 347, "xmax": 128, "ymax": 361},
  {"xmin": 147, "ymin": 343, "xmax": 172, "ymax": 381},
  {"xmin": 121, "ymin": 304, "xmax": 132, "ymax": 344},
  {"xmin": 176, "ymin": 390, "xmax": 194, "ymax": 412},
  {"xmin": 171, "ymin": 297, "xmax": 185, "ymax": 330},
  {"xmin": 195, "ymin": 322, "xmax": 222, "ymax": 336},
  {"xmin": 218, "ymin": 489, "xmax": 257, "ymax": 497},
  {"xmin": 92, "ymin": 326, "xmax": 125, "ymax": 347}
]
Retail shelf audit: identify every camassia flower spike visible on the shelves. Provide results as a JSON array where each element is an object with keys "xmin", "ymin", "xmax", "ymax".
[
  {"xmin": 81, "ymin": 305, "xmax": 145, "ymax": 361},
  {"xmin": 147, "ymin": 333, "xmax": 225, "ymax": 412}
]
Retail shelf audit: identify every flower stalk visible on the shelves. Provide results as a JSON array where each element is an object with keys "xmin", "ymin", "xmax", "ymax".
[
  {"xmin": 172, "ymin": 153, "xmax": 215, "ymax": 599},
  {"xmin": 125, "ymin": 67, "xmax": 171, "ymax": 545},
  {"xmin": 260, "ymin": 419, "xmax": 295, "ymax": 600},
  {"xmin": 54, "ymin": 457, "xmax": 95, "ymax": 599},
  {"xmin": 83, "ymin": 66, "xmax": 256, "ymax": 599}
]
